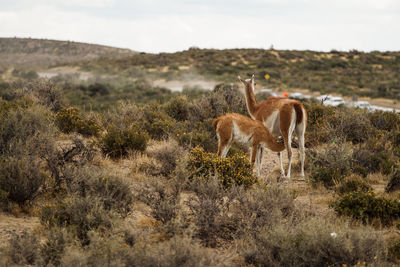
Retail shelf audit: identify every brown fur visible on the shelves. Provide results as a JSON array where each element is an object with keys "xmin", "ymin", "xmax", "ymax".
[
  {"xmin": 213, "ymin": 113, "xmax": 285, "ymax": 167},
  {"xmin": 239, "ymin": 75, "xmax": 307, "ymax": 178},
  {"xmin": 212, "ymin": 117, "xmax": 220, "ymax": 130}
]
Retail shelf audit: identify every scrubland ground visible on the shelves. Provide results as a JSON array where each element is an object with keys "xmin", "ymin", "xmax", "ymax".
[{"xmin": 2, "ymin": 78, "xmax": 400, "ymax": 266}]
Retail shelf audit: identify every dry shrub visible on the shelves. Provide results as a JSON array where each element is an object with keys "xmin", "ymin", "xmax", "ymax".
[
  {"xmin": 102, "ymin": 101, "xmax": 144, "ymax": 129},
  {"xmin": 0, "ymin": 102, "xmax": 56, "ymax": 206},
  {"xmin": 45, "ymin": 135, "xmax": 98, "ymax": 188},
  {"xmin": 60, "ymin": 232, "xmax": 232, "ymax": 267},
  {"xmin": 131, "ymin": 153, "xmax": 162, "ymax": 176},
  {"xmin": 0, "ymin": 102, "xmax": 55, "ymax": 156},
  {"xmin": 353, "ymin": 135, "xmax": 397, "ymax": 177},
  {"xmin": 330, "ymin": 106, "xmax": 374, "ymax": 144},
  {"xmin": 386, "ymin": 169, "xmax": 400, "ymax": 193},
  {"xmin": 4, "ymin": 231, "xmax": 41, "ymax": 266},
  {"xmin": 41, "ymin": 168, "xmax": 133, "ymax": 244},
  {"xmin": 136, "ymin": 235, "xmax": 232, "ymax": 267},
  {"xmin": 146, "ymin": 138, "xmax": 186, "ymax": 176},
  {"xmin": 305, "ymin": 103, "xmax": 376, "ymax": 146},
  {"xmin": 133, "ymin": 175, "xmax": 179, "ymax": 225},
  {"xmin": 40, "ymin": 195, "xmax": 115, "ymax": 245},
  {"xmin": 231, "ymin": 185, "xmax": 295, "ymax": 235},
  {"xmin": 309, "ymin": 144, "xmax": 353, "ymax": 188},
  {"xmin": 369, "ymin": 110, "xmax": 400, "ymax": 132},
  {"xmin": 389, "ymin": 239, "xmax": 400, "ymax": 263},
  {"xmin": 66, "ymin": 167, "xmax": 134, "ymax": 215},
  {"xmin": 186, "ymin": 177, "xmax": 234, "ymax": 247},
  {"xmin": 186, "ymin": 178, "xmax": 295, "ymax": 247},
  {"xmin": 11, "ymin": 79, "xmax": 65, "ymax": 112},
  {"xmin": 240, "ymin": 217, "xmax": 385, "ymax": 267},
  {"xmin": 41, "ymin": 228, "xmax": 67, "ymax": 266},
  {"xmin": 0, "ymin": 155, "xmax": 46, "ymax": 207},
  {"xmin": 303, "ymin": 102, "xmax": 336, "ymax": 146}
]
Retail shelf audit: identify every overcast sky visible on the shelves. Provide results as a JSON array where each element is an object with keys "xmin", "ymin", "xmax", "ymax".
[{"xmin": 0, "ymin": 0, "xmax": 399, "ymax": 53}]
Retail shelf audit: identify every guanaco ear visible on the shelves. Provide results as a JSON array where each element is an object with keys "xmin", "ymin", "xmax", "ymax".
[
  {"xmin": 251, "ymin": 74, "xmax": 255, "ymax": 86},
  {"xmin": 238, "ymin": 76, "xmax": 245, "ymax": 84}
]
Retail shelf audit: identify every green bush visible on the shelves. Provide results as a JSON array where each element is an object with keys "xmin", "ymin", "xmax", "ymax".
[
  {"xmin": 187, "ymin": 147, "xmax": 257, "ymax": 188},
  {"xmin": 56, "ymin": 107, "xmax": 100, "ymax": 137},
  {"xmin": 164, "ymin": 95, "xmax": 190, "ymax": 121},
  {"xmin": 99, "ymin": 126, "xmax": 148, "ymax": 158},
  {"xmin": 331, "ymin": 191, "xmax": 400, "ymax": 226},
  {"xmin": 141, "ymin": 106, "xmax": 176, "ymax": 140},
  {"xmin": 336, "ymin": 177, "xmax": 372, "ymax": 195}
]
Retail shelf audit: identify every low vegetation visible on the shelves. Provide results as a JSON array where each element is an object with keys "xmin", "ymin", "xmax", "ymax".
[{"xmin": 2, "ymin": 45, "xmax": 400, "ymax": 266}]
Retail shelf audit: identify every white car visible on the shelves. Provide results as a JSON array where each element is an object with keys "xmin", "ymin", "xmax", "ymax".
[
  {"xmin": 353, "ymin": 101, "xmax": 373, "ymax": 111},
  {"xmin": 371, "ymin": 105, "xmax": 395, "ymax": 112},
  {"xmin": 316, "ymin": 95, "xmax": 333, "ymax": 102},
  {"xmin": 324, "ymin": 97, "xmax": 346, "ymax": 107},
  {"xmin": 290, "ymin": 92, "xmax": 304, "ymax": 100}
]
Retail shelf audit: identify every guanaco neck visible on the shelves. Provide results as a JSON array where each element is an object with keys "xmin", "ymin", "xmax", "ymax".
[{"xmin": 244, "ymin": 83, "xmax": 260, "ymax": 117}]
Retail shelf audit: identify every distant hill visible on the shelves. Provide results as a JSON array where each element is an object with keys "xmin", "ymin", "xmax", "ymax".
[
  {"xmin": 80, "ymin": 48, "xmax": 400, "ymax": 100},
  {"xmin": 0, "ymin": 37, "xmax": 136, "ymax": 67}
]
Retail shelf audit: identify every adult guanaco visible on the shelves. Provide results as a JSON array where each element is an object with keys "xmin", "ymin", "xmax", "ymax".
[
  {"xmin": 238, "ymin": 74, "xmax": 307, "ymax": 180},
  {"xmin": 212, "ymin": 113, "xmax": 285, "ymax": 176}
]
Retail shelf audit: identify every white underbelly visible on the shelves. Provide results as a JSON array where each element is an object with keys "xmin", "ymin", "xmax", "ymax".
[{"xmin": 232, "ymin": 122, "xmax": 252, "ymax": 144}]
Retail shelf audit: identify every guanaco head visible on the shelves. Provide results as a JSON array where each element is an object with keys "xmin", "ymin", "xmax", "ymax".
[{"xmin": 238, "ymin": 74, "xmax": 256, "ymax": 93}]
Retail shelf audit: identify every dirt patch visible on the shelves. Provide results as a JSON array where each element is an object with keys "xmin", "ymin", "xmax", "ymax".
[{"xmin": 0, "ymin": 213, "xmax": 40, "ymax": 248}]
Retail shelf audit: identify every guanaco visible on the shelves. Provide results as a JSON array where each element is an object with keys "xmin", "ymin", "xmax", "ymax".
[
  {"xmin": 212, "ymin": 113, "xmax": 285, "ymax": 176},
  {"xmin": 238, "ymin": 74, "xmax": 307, "ymax": 180}
]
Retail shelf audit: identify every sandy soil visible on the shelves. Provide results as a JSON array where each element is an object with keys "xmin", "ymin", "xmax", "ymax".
[{"xmin": 0, "ymin": 213, "xmax": 40, "ymax": 248}]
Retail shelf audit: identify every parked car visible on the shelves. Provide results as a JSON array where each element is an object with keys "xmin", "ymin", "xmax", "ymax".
[
  {"xmin": 316, "ymin": 95, "xmax": 333, "ymax": 102},
  {"xmin": 353, "ymin": 101, "xmax": 373, "ymax": 111},
  {"xmin": 290, "ymin": 92, "xmax": 304, "ymax": 100},
  {"xmin": 324, "ymin": 96, "xmax": 346, "ymax": 107}
]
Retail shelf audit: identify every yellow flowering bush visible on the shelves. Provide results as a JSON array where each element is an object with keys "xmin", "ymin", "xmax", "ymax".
[
  {"xmin": 56, "ymin": 107, "xmax": 100, "ymax": 137},
  {"xmin": 187, "ymin": 147, "xmax": 256, "ymax": 188}
]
